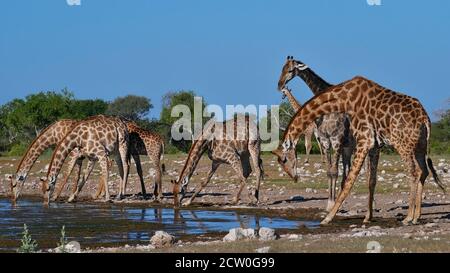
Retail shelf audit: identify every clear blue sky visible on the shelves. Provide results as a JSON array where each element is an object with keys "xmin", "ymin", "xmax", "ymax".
[{"xmin": 1, "ymin": 0, "xmax": 449, "ymax": 120}]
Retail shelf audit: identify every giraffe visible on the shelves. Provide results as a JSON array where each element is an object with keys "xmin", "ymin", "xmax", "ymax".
[
  {"xmin": 54, "ymin": 120, "xmax": 166, "ymax": 201},
  {"xmin": 278, "ymin": 56, "xmax": 355, "ymax": 211},
  {"xmin": 41, "ymin": 115, "xmax": 130, "ymax": 204},
  {"xmin": 272, "ymin": 76, "xmax": 446, "ymax": 225},
  {"xmin": 280, "ymin": 87, "xmax": 325, "ymax": 163},
  {"xmin": 8, "ymin": 119, "xmax": 80, "ymax": 201},
  {"xmin": 171, "ymin": 115, "xmax": 264, "ymax": 207},
  {"xmin": 7, "ymin": 118, "xmax": 157, "ymax": 202},
  {"xmin": 94, "ymin": 121, "xmax": 166, "ymax": 200}
]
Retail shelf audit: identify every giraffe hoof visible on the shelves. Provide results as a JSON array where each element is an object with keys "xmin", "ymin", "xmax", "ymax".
[
  {"xmin": 402, "ymin": 218, "xmax": 413, "ymax": 226},
  {"xmin": 320, "ymin": 218, "xmax": 332, "ymax": 225}
]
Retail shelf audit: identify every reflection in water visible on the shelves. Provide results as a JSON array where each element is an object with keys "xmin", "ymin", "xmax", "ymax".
[{"xmin": 0, "ymin": 198, "xmax": 319, "ymax": 251}]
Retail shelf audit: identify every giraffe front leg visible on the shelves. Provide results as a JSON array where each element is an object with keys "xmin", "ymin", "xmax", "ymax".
[
  {"xmin": 249, "ymin": 143, "xmax": 263, "ymax": 205},
  {"xmin": 363, "ymin": 147, "xmax": 380, "ymax": 223},
  {"xmin": 99, "ymin": 156, "xmax": 111, "ymax": 202},
  {"xmin": 184, "ymin": 161, "xmax": 220, "ymax": 207},
  {"xmin": 304, "ymin": 134, "xmax": 312, "ymax": 164},
  {"xmin": 321, "ymin": 143, "xmax": 369, "ymax": 225},
  {"xmin": 152, "ymin": 161, "xmax": 163, "ymax": 202},
  {"xmin": 324, "ymin": 147, "xmax": 336, "ymax": 212},
  {"xmin": 53, "ymin": 156, "xmax": 82, "ymax": 201},
  {"xmin": 68, "ymin": 159, "xmax": 96, "ymax": 202},
  {"xmin": 229, "ymin": 155, "xmax": 247, "ymax": 205},
  {"xmin": 116, "ymin": 144, "xmax": 130, "ymax": 200}
]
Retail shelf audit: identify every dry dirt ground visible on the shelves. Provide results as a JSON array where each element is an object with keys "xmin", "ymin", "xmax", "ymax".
[{"xmin": 1, "ymin": 154, "xmax": 450, "ymax": 253}]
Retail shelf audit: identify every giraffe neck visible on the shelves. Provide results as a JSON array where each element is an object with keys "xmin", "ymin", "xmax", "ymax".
[
  {"xmin": 16, "ymin": 121, "xmax": 75, "ymax": 177},
  {"xmin": 47, "ymin": 137, "xmax": 79, "ymax": 180},
  {"xmin": 283, "ymin": 89, "xmax": 302, "ymax": 112},
  {"xmin": 178, "ymin": 138, "xmax": 209, "ymax": 183},
  {"xmin": 297, "ymin": 67, "xmax": 332, "ymax": 95},
  {"xmin": 284, "ymin": 88, "xmax": 349, "ymax": 144}
]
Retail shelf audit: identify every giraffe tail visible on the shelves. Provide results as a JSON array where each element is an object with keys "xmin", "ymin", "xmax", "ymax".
[
  {"xmin": 426, "ymin": 157, "xmax": 446, "ymax": 194},
  {"xmin": 423, "ymin": 120, "xmax": 446, "ymax": 194},
  {"xmin": 160, "ymin": 141, "xmax": 167, "ymax": 175}
]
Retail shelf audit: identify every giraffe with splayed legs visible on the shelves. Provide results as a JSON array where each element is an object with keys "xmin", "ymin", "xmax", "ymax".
[
  {"xmin": 273, "ymin": 76, "xmax": 446, "ymax": 225},
  {"xmin": 94, "ymin": 121, "xmax": 166, "ymax": 201},
  {"xmin": 172, "ymin": 115, "xmax": 264, "ymax": 207},
  {"xmin": 41, "ymin": 115, "xmax": 130, "ymax": 204},
  {"xmin": 280, "ymin": 87, "xmax": 325, "ymax": 163},
  {"xmin": 278, "ymin": 56, "xmax": 355, "ymax": 211}
]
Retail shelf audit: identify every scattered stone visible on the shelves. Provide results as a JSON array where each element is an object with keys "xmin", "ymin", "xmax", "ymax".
[
  {"xmin": 403, "ymin": 233, "xmax": 412, "ymax": 239},
  {"xmin": 255, "ymin": 246, "xmax": 270, "ymax": 253},
  {"xmin": 150, "ymin": 231, "xmax": 175, "ymax": 248},
  {"xmin": 223, "ymin": 228, "xmax": 256, "ymax": 242},
  {"xmin": 393, "ymin": 183, "xmax": 400, "ymax": 189},
  {"xmin": 287, "ymin": 234, "xmax": 302, "ymax": 240},
  {"xmin": 424, "ymin": 223, "xmax": 437, "ymax": 228},
  {"xmin": 259, "ymin": 227, "xmax": 279, "ymax": 241}
]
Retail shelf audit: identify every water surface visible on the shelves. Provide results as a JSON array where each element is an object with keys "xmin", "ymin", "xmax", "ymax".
[{"xmin": 0, "ymin": 198, "xmax": 319, "ymax": 252}]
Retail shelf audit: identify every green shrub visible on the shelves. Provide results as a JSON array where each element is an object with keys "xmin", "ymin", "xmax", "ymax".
[
  {"xmin": 17, "ymin": 224, "xmax": 38, "ymax": 253},
  {"xmin": 8, "ymin": 143, "xmax": 28, "ymax": 156}
]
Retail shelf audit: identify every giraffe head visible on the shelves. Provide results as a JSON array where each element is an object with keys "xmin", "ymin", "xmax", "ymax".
[
  {"xmin": 40, "ymin": 174, "xmax": 57, "ymax": 204},
  {"xmin": 272, "ymin": 138, "xmax": 299, "ymax": 182},
  {"xmin": 278, "ymin": 56, "xmax": 309, "ymax": 91},
  {"xmin": 9, "ymin": 170, "xmax": 28, "ymax": 201},
  {"xmin": 171, "ymin": 175, "xmax": 189, "ymax": 206},
  {"xmin": 171, "ymin": 179, "xmax": 181, "ymax": 207}
]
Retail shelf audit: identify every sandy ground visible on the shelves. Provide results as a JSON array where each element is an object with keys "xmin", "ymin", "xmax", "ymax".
[{"xmin": 1, "ymin": 154, "xmax": 450, "ymax": 252}]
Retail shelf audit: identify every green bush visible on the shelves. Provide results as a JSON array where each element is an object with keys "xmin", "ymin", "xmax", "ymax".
[
  {"xmin": 17, "ymin": 224, "xmax": 38, "ymax": 253},
  {"xmin": 8, "ymin": 143, "xmax": 28, "ymax": 156}
]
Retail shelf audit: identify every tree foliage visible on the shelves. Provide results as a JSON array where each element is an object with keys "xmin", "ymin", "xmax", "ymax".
[{"xmin": 106, "ymin": 95, "xmax": 152, "ymax": 121}]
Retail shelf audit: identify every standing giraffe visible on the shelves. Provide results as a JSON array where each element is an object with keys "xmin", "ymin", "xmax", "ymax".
[
  {"xmin": 42, "ymin": 115, "xmax": 130, "ymax": 204},
  {"xmin": 280, "ymin": 87, "xmax": 325, "ymax": 163},
  {"xmin": 273, "ymin": 76, "xmax": 446, "ymax": 225},
  {"xmin": 172, "ymin": 116, "xmax": 264, "ymax": 207},
  {"xmin": 278, "ymin": 56, "xmax": 355, "ymax": 211},
  {"xmin": 9, "ymin": 119, "xmax": 80, "ymax": 201}
]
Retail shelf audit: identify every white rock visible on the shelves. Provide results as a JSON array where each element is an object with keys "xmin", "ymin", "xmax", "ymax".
[
  {"xmin": 150, "ymin": 231, "xmax": 175, "ymax": 248},
  {"xmin": 393, "ymin": 183, "xmax": 400, "ymax": 189},
  {"xmin": 258, "ymin": 227, "xmax": 278, "ymax": 241},
  {"xmin": 255, "ymin": 246, "xmax": 270, "ymax": 253},
  {"xmin": 223, "ymin": 228, "xmax": 256, "ymax": 242}
]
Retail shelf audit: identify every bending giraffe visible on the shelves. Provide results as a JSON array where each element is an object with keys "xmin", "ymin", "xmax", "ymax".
[
  {"xmin": 9, "ymin": 119, "xmax": 80, "ymax": 202},
  {"xmin": 280, "ymin": 87, "xmax": 325, "ymax": 163},
  {"xmin": 9, "ymin": 118, "xmax": 163, "ymax": 202},
  {"xmin": 41, "ymin": 115, "xmax": 130, "ymax": 204},
  {"xmin": 172, "ymin": 115, "xmax": 264, "ymax": 207},
  {"xmin": 93, "ymin": 121, "xmax": 166, "ymax": 201},
  {"xmin": 273, "ymin": 75, "xmax": 446, "ymax": 225},
  {"xmin": 278, "ymin": 56, "xmax": 355, "ymax": 211}
]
